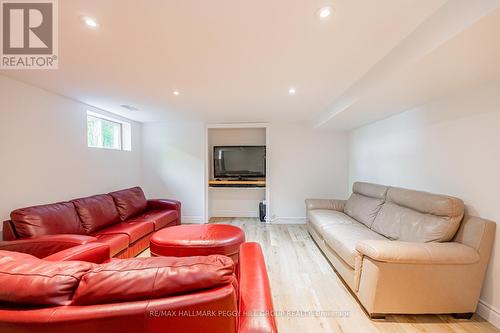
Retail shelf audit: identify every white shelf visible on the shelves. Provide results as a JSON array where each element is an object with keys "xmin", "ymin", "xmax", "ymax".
[{"xmin": 209, "ymin": 186, "xmax": 266, "ymax": 190}]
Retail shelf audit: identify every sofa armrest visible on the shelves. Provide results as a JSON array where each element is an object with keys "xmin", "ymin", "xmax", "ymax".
[
  {"xmin": 43, "ymin": 243, "xmax": 110, "ymax": 263},
  {"xmin": 2, "ymin": 220, "xmax": 18, "ymax": 241},
  {"xmin": 305, "ymin": 199, "xmax": 346, "ymax": 212},
  {"xmin": 147, "ymin": 199, "xmax": 181, "ymax": 211},
  {"xmin": 356, "ymin": 240, "xmax": 480, "ymax": 265},
  {"xmin": 147, "ymin": 199, "xmax": 181, "ymax": 222},
  {"xmin": 0, "ymin": 234, "xmax": 98, "ymax": 258},
  {"xmin": 238, "ymin": 242, "xmax": 277, "ymax": 333}
]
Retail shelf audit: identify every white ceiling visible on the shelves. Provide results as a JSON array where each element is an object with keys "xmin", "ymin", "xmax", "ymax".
[
  {"xmin": 2, "ymin": 0, "xmax": 498, "ymax": 128},
  {"xmin": 316, "ymin": 0, "xmax": 500, "ymax": 129}
]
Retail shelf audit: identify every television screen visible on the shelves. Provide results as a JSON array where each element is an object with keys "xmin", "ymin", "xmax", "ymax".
[{"xmin": 213, "ymin": 146, "xmax": 266, "ymax": 178}]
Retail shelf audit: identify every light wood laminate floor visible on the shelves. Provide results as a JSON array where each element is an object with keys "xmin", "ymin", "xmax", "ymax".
[{"xmin": 141, "ymin": 218, "xmax": 500, "ymax": 333}]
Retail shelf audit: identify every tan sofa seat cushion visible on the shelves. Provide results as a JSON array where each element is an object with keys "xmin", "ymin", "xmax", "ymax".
[
  {"xmin": 356, "ymin": 240, "xmax": 480, "ymax": 265},
  {"xmin": 322, "ymin": 223, "xmax": 387, "ymax": 268},
  {"xmin": 344, "ymin": 182, "xmax": 388, "ymax": 228},
  {"xmin": 372, "ymin": 187, "xmax": 464, "ymax": 242},
  {"xmin": 309, "ymin": 210, "xmax": 358, "ymax": 235}
]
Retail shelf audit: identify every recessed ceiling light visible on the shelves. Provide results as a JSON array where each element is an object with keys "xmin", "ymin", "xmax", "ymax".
[
  {"xmin": 173, "ymin": 90, "xmax": 180, "ymax": 96},
  {"xmin": 121, "ymin": 104, "xmax": 140, "ymax": 112},
  {"xmin": 83, "ymin": 16, "xmax": 98, "ymax": 28},
  {"xmin": 317, "ymin": 6, "xmax": 332, "ymax": 19},
  {"xmin": 288, "ymin": 88, "xmax": 296, "ymax": 96}
]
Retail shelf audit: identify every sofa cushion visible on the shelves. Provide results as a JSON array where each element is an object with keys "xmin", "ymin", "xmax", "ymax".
[
  {"xmin": 92, "ymin": 234, "xmax": 129, "ymax": 257},
  {"xmin": 344, "ymin": 182, "xmax": 388, "ymax": 228},
  {"xmin": 10, "ymin": 202, "xmax": 85, "ymax": 238},
  {"xmin": 352, "ymin": 182, "xmax": 388, "ymax": 199},
  {"xmin": 72, "ymin": 195, "xmax": 121, "ymax": 234},
  {"xmin": 109, "ymin": 187, "xmax": 148, "ymax": 220},
  {"xmin": 371, "ymin": 187, "xmax": 465, "ymax": 242},
  {"xmin": 322, "ymin": 223, "xmax": 387, "ymax": 268},
  {"xmin": 93, "ymin": 221, "xmax": 154, "ymax": 243},
  {"xmin": 72, "ymin": 255, "xmax": 236, "ymax": 305},
  {"xmin": 309, "ymin": 210, "xmax": 358, "ymax": 236},
  {"xmin": 0, "ymin": 251, "xmax": 94, "ymax": 306},
  {"xmin": 0, "ymin": 250, "xmax": 39, "ymax": 261},
  {"xmin": 127, "ymin": 210, "xmax": 178, "ymax": 230}
]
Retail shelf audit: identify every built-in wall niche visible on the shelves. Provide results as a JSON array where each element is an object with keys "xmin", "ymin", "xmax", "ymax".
[{"xmin": 205, "ymin": 126, "xmax": 268, "ymax": 221}]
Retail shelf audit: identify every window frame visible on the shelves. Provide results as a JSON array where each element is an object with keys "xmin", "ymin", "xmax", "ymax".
[{"xmin": 86, "ymin": 111, "xmax": 130, "ymax": 151}]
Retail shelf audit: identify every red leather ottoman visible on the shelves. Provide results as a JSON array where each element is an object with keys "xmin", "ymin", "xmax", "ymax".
[{"xmin": 150, "ymin": 224, "xmax": 245, "ymax": 263}]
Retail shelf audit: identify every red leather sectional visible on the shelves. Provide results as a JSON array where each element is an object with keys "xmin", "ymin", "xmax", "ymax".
[
  {"xmin": 1, "ymin": 187, "xmax": 181, "ymax": 258},
  {"xmin": 0, "ymin": 242, "xmax": 278, "ymax": 333}
]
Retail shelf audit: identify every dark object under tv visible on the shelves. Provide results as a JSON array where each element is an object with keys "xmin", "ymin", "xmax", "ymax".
[
  {"xmin": 214, "ymin": 146, "xmax": 266, "ymax": 179},
  {"xmin": 259, "ymin": 201, "xmax": 266, "ymax": 222}
]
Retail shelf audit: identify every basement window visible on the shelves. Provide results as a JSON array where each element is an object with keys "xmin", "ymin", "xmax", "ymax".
[{"xmin": 87, "ymin": 111, "xmax": 132, "ymax": 151}]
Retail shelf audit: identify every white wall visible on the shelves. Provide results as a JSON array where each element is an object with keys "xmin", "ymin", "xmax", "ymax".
[
  {"xmin": 269, "ymin": 123, "xmax": 349, "ymax": 221},
  {"xmin": 142, "ymin": 121, "xmax": 206, "ymax": 222},
  {"xmin": 349, "ymin": 79, "xmax": 500, "ymax": 327},
  {"xmin": 142, "ymin": 121, "xmax": 349, "ymax": 223},
  {"xmin": 0, "ymin": 76, "xmax": 143, "ymax": 223}
]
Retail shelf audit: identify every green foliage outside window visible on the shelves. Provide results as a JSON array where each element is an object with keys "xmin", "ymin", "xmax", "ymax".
[{"xmin": 87, "ymin": 115, "xmax": 122, "ymax": 150}]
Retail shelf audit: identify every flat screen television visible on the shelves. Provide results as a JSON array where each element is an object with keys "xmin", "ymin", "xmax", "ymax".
[{"xmin": 213, "ymin": 146, "xmax": 266, "ymax": 178}]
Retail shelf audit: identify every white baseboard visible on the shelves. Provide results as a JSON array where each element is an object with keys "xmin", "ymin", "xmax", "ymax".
[
  {"xmin": 203, "ymin": 214, "xmax": 306, "ymax": 224},
  {"xmin": 269, "ymin": 217, "xmax": 306, "ymax": 224},
  {"xmin": 477, "ymin": 299, "xmax": 500, "ymax": 329},
  {"xmin": 209, "ymin": 210, "xmax": 259, "ymax": 218},
  {"xmin": 182, "ymin": 216, "xmax": 205, "ymax": 224}
]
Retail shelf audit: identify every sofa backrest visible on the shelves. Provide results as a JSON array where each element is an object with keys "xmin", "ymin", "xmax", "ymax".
[
  {"xmin": 0, "ymin": 250, "xmax": 236, "ymax": 308},
  {"xmin": 343, "ymin": 182, "xmax": 388, "ymax": 228},
  {"xmin": 72, "ymin": 255, "xmax": 236, "ymax": 305},
  {"xmin": 10, "ymin": 202, "xmax": 86, "ymax": 238},
  {"xmin": 0, "ymin": 251, "xmax": 94, "ymax": 306},
  {"xmin": 72, "ymin": 194, "xmax": 121, "ymax": 234},
  {"xmin": 109, "ymin": 187, "xmax": 148, "ymax": 220},
  {"xmin": 6, "ymin": 187, "xmax": 147, "ymax": 240},
  {"xmin": 371, "ymin": 186, "xmax": 464, "ymax": 242}
]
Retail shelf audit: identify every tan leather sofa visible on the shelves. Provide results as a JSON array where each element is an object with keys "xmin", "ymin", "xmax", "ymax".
[{"xmin": 306, "ymin": 182, "xmax": 496, "ymax": 319}]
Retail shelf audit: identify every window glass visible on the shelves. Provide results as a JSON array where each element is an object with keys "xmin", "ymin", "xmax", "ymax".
[{"xmin": 87, "ymin": 113, "xmax": 126, "ymax": 150}]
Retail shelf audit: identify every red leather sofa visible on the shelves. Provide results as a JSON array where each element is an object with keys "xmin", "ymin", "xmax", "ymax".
[
  {"xmin": 0, "ymin": 242, "xmax": 277, "ymax": 333},
  {"xmin": 1, "ymin": 187, "xmax": 181, "ymax": 259}
]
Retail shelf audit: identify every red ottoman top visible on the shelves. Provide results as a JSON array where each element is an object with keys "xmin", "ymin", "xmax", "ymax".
[{"xmin": 150, "ymin": 224, "xmax": 245, "ymax": 258}]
